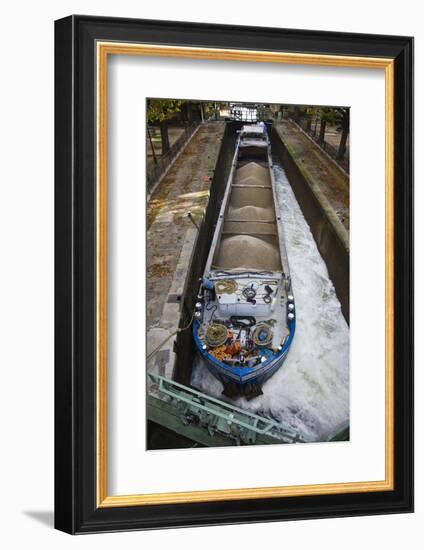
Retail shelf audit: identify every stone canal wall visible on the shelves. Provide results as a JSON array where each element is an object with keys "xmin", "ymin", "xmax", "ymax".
[
  {"xmin": 270, "ymin": 123, "xmax": 350, "ymax": 323},
  {"xmin": 173, "ymin": 122, "xmax": 240, "ymax": 385},
  {"xmin": 146, "ymin": 122, "xmax": 227, "ymax": 381}
]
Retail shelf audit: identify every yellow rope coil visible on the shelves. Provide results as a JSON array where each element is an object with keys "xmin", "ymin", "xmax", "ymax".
[{"xmin": 214, "ymin": 279, "xmax": 238, "ymax": 294}]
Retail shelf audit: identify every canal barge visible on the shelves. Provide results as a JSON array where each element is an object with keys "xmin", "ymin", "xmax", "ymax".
[{"xmin": 193, "ymin": 123, "xmax": 296, "ymax": 399}]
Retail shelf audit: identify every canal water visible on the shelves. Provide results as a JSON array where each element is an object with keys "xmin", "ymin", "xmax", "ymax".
[{"xmin": 190, "ymin": 159, "xmax": 350, "ymax": 442}]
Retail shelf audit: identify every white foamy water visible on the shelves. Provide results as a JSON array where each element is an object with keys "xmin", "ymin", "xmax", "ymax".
[{"xmin": 191, "ymin": 163, "xmax": 350, "ymax": 441}]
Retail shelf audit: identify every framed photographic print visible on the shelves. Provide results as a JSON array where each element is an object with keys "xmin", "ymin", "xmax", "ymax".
[{"xmin": 54, "ymin": 15, "xmax": 413, "ymax": 533}]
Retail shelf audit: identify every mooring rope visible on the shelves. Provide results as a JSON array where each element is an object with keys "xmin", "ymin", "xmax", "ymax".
[
  {"xmin": 147, "ymin": 312, "xmax": 195, "ymax": 362},
  {"xmin": 214, "ymin": 279, "xmax": 238, "ymax": 294}
]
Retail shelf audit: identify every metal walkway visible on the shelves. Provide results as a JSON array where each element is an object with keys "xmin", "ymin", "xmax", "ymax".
[{"xmin": 148, "ymin": 374, "xmax": 310, "ymax": 447}]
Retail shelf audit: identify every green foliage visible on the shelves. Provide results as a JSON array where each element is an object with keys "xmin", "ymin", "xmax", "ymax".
[
  {"xmin": 203, "ymin": 102, "xmax": 219, "ymax": 117},
  {"xmin": 301, "ymin": 106, "xmax": 348, "ymax": 127},
  {"xmin": 147, "ymin": 99, "xmax": 183, "ymax": 124},
  {"xmin": 318, "ymin": 107, "xmax": 338, "ymax": 124}
]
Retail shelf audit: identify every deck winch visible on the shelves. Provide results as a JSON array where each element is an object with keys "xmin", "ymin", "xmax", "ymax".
[
  {"xmin": 205, "ymin": 323, "xmax": 228, "ymax": 348},
  {"xmin": 252, "ymin": 323, "xmax": 273, "ymax": 347},
  {"xmin": 202, "ymin": 315, "xmax": 279, "ymax": 369}
]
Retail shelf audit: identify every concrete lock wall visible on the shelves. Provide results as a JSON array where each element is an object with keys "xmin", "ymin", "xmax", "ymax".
[
  {"xmin": 173, "ymin": 122, "xmax": 241, "ymax": 384},
  {"xmin": 269, "ymin": 126, "xmax": 350, "ymax": 324}
]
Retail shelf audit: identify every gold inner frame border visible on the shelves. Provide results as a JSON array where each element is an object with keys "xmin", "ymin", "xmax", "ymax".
[{"xmin": 96, "ymin": 42, "xmax": 394, "ymax": 507}]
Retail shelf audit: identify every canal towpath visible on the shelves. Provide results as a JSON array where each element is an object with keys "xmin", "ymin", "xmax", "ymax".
[{"xmin": 146, "ymin": 121, "xmax": 226, "ymax": 378}]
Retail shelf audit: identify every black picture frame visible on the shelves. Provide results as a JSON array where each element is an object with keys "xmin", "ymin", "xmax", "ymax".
[{"xmin": 55, "ymin": 15, "xmax": 414, "ymax": 534}]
